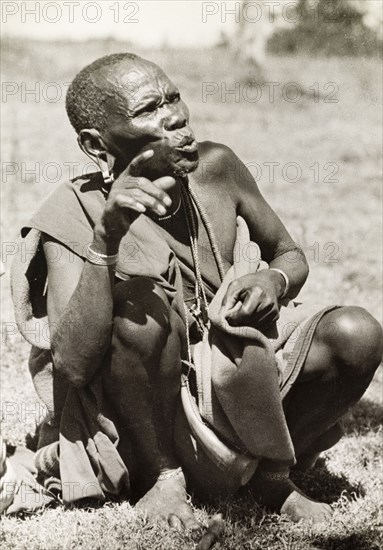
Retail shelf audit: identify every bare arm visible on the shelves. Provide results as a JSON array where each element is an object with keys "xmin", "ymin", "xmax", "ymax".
[
  {"xmin": 43, "ymin": 234, "xmax": 115, "ymax": 387},
  {"xmin": 45, "ymin": 150, "xmax": 176, "ymax": 387},
  {"xmin": 236, "ymin": 160, "xmax": 309, "ymax": 299},
  {"xmin": 220, "ymin": 147, "xmax": 309, "ymax": 327}
]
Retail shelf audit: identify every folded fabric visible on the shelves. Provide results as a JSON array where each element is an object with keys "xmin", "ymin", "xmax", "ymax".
[
  {"xmin": 1, "ymin": 439, "xmax": 55, "ymax": 515},
  {"xmin": 10, "ymin": 174, "xmax": 322, "ymax": 504}
]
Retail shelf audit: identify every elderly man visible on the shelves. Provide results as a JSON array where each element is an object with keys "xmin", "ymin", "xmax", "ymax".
[{"xmin": 16, "ymin": 53, "xmax": 382, "ymax": 528}]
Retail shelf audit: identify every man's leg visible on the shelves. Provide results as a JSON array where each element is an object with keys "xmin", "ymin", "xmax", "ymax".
[
  {"xmin": 103, "ymin": 277, "xmax": 199, "ymax": 529},
  {"xmin": 252, "ymin": 306, "xmax": 382, "ymax": 522},
  {"xmin": 286, "ymin": 306, "xmax": 382, "ymax": 454}
]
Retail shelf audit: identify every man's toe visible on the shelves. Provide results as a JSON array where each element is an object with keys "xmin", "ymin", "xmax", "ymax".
[
  {"xmin": 310, "ymin": 504, "xmax": 333, "ymax": 524},
  {"xmin": 168, "ymin": 514, "xmax": 183, "ymax": 530},
  {"xmin": 182, "ymin": 515, "xmax": 201, "ymax": 531}
]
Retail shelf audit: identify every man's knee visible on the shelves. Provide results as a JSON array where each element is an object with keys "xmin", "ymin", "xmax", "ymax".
[
  {"xmin": 318, "ymin": 306, "xmax": 382, "ymax": 378},
  {"xmin": 113, "ymin": 277, "xmax": 171, "ymax": 361}
]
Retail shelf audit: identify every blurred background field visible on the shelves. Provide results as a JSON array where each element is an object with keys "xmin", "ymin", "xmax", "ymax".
[{"xmin": 1, "ymin": 1, "xmax": 382, "ymax": 547}]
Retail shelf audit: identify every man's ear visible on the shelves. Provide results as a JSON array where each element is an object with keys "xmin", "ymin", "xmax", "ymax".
[
  {"xmin": 77, "ymin": 129, "xmax": 107, "ymax": 161},
  {"xmin": 78, "ymin": 129, "xmax": 116, "ymax": 178}
]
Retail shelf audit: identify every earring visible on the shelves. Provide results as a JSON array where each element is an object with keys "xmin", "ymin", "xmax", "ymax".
[
  {"xmin": 102, "ymin": 167, "xmax": 114, "ymax": 185},
  {"xmin": 96, "ymin": 155, "xmax": 114, "ymax": 185}
]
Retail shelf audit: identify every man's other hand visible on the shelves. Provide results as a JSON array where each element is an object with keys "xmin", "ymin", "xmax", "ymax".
[{"xmin": 220, "ymin": 271, "xmax": 284, "ymax": 329}]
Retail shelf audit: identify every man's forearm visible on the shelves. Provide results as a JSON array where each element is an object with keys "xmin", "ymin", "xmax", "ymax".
[
  {"xmin": 269, "ymin": 246, "xmax": 309, "ymax": 300},
  {"xmin": 49, "ymin": 236, "xmax": 118, "ymax": 387}
]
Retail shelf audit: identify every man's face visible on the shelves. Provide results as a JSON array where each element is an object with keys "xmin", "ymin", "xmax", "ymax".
[{"xmin": 99, "ymin": 59, "xmax": 199, "ymax": 178}]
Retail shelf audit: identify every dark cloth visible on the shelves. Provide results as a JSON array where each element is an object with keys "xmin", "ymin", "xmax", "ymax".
[{"xmin": 11, "ymin": 173, "xmax": 327, "ymax": 505}]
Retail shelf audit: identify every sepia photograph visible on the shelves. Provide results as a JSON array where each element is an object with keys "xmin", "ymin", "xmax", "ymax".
[{"xmin": 1, "ymin": 1, "xmax": 382, "ymax": 548}]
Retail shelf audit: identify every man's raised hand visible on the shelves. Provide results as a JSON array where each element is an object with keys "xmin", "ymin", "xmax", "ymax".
[{"xmin": 94, "ymin": 150, "xmax": 176, "ymax": 248}]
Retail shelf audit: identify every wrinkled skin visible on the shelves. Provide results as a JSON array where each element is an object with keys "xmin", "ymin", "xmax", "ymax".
[
  {"xmin": 92, "ymin": 58, "xmax": 199, "ymax": 179},
  {"xmin": 44, "ymin": 55, "xmax": 382, "ymax": 535},
  {"xmin": 83, "ymin": 57, "xmax": 331, "ymax": 527},
  {"xmin": 135, "ymin": 470, "xmax": 199, "ymax": 530}
]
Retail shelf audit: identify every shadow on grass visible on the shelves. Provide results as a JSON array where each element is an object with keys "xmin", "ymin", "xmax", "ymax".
[
  {"xmin": 289, "ymin": 458, "xmax": 365, "ymax": 502},
  {"xmin": 342, "ymin": 398, "xmax": 383, "ymax": 436},
  {"xmin": 193, "ymin": 456, "xmax": 364, "ymax": 525},
  {"xmin": 192, "ymin": 469, "xmax": 378, "ymax": 550},
  {"xmin": 310, "ymin": 532, "xmax": 382, "ymax": 550}
]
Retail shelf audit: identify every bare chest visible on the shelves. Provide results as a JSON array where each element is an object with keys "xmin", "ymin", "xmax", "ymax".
[{"xmin": 156, "ymin": 179, "xmax": 238, "ymax": 271}]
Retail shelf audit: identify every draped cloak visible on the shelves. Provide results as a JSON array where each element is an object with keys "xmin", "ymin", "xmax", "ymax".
[{"xmin": 10, "ymin": 173, "xmax": 335, "ymax": 505}]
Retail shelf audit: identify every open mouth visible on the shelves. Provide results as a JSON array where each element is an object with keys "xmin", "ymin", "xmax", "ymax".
[{"xmin": 175, "ymin": 139, "xmax": 198, "ymax": 154}]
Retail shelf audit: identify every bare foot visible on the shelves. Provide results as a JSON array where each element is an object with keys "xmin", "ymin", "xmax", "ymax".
[
  {"xmin": 250, "ymin": 467, "xmax": 333, "ymax": 524},
  {"xmin": 135, "ymin": 468, "xmax": 200, "ymax": 530},
  {"xmin": 281, "ymin": 490, "xmax": 332, "ymax": 524}
]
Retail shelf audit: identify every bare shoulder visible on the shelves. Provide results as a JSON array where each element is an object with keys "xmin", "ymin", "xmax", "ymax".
[
  {"xmin": 197, "ymin": 140, "xmax": 238, "ymax": 169},
  {"xmin": 194, "ymin": 141, "xmax": 242, "ymax": 192},
  {"xmin": 195, "ymin": 140, "xmax": 256, "ymax": 205}
]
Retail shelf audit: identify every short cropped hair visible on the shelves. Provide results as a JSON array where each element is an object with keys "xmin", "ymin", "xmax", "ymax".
[{"xmin": 65, "ymin": 52, "xmax": 138, "ymax": 134}]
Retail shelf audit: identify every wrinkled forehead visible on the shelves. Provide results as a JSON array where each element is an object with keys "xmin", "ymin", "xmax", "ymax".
[
  {"xmin": 115, "ymin": 58, "xmax": 172, "ymax": 89},
  {"xmin": 94, "ymin": 58, "xmax": 175, "ymax": 106}
]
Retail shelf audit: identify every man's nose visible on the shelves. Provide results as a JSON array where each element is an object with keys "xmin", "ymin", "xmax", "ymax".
[{"xmin": 163, "ymin": 106, "xmax": 187, "ymax": 131}]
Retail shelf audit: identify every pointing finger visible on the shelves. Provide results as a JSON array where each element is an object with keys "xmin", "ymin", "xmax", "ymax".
[
  {"xmin": 127, "ymin": 149, "xmax": 154, "ymax": 177},
  {"xmin": 153, "ymin": 176, "xmax": 177, "ymax": 191}
]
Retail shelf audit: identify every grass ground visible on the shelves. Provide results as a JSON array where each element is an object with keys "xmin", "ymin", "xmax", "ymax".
[{"xmin": 1, "ymin": 40, "xmax": 382, "ymax": 549}]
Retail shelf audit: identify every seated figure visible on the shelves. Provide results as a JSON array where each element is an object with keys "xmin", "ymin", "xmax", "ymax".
[{"xmin": 12, "ymin": 53, "xmax": 382, "ymax": 528}]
